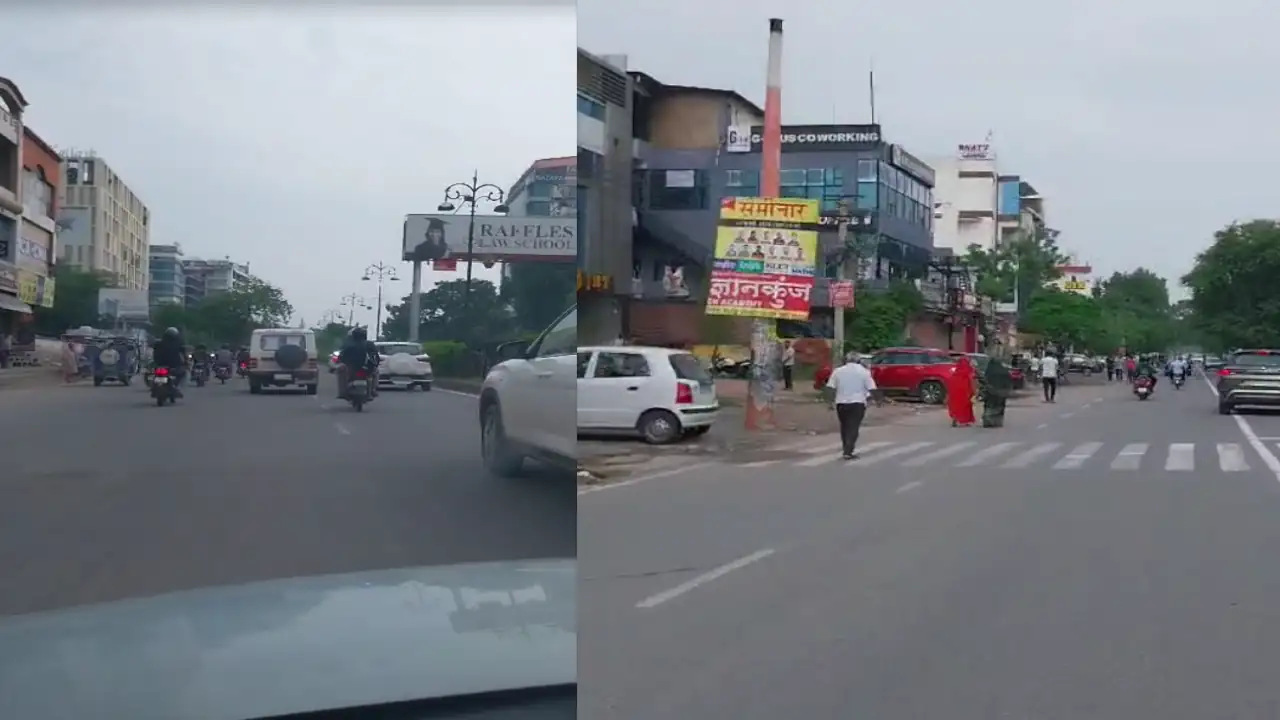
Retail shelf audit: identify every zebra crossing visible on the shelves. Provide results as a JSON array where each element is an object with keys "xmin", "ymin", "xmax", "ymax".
[{"xmin": 727, "ymin": 437, "xmax": 1267, "ymax": 473}]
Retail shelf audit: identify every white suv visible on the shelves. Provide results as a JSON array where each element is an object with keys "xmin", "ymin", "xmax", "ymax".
[
  {"xmin": 478, "ymin": 306, "xmax": 577, "ymax": 476},
  {"xmin": 373, "ymin": 341, "xmax": 433, "ymax": 391},
  {"xmin": 247, "ymin": 328, "xmax": 319, "ymax": 395}
]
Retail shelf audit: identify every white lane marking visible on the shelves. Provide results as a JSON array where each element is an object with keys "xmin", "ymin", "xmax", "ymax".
[
  {"xmin": 795, "ymin": 440, "xmax": 845, "ymax": 455},
  {"xmin": 795, "ymin": 440, "xmax": 892, "ymax": 467},
  {"xmin": 1035, "ymin": 423, "xmax": 1049, "ymax": 430},
  {"xmin": 895, "ymin": 481, "xmax": 923, "ymax": 494},
  {"xmin": 1110, "ymin": 443, "xmax": 1149, "ymax": 471},
  {"xmin": 1002, "ymin": 442, "xmax": 1062, "ymax": 468},
  {"xmin": 635, "ymin": 548, "xmax": 776, "ymax": 609},
  {"xmin": 1060, "ymin": 412, "xmax": 1075, "ymax": 419},
  {"xmin": 1204, "ymin": 374, "xmax": 1280, "ymax": 482},
  {"xmin": 1052, "ymin": 442, "xmax": 1104, "ymax": 470},
  {"xmin": 740, "ymin": 460, "xmax": 779, "ymax": 469},
  {"xmin": 1217, "ymin": 443, "xmax": 1251, "ymax": 472},
  {"xmin": 856, "ymin": 441, "xmax": 935, "ymax": 466},
  {"xmin": 319, "ymin": 403, "xmax": 331, "ymax": 410},
  {"xmin": 901, "ymin": 441, "xmax": 978, "ymax": 467},
  {"xmin": 334, "ymin": 423, "xmax": 351, "ymax": 435},
  {"xmin": 1165, "ymin": 443, "xmax": 1195, "ymax": 471},
  {"xmin": 437, "ymin": 388, "xmax": 480, "ymax": 399},
  {"xmin": 578, "ymin": 461, "xmax": 715, "ymax": 496},
  {"xmin": 955, "ymin": 442, "xmax": 1020, "ymax": 467}
]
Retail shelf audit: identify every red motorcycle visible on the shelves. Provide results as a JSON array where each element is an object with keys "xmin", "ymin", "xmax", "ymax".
[{"xmin": 1133, "ymin": 375, "xmax": 1153, "ymax": 400}]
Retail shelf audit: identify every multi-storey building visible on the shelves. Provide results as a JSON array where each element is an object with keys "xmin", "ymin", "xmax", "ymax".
[
  {"xmin": 58, "ymin": 150, "xmax": 150, "ymax": 291},
  {"xmin": 181, "ymin": 257, "xmax": 253, "ymax": 307},
  {"xmin": 929, "ymin": 142, "xmax": 1000, "ymax": 253},
  {"xmin": 148, "ymin": 244, "xmax": 186, "ymax": 307},
  {"xmin": 0, "ymin": 76, "xmax": 30, "ymax": 331},
  {"xmin": 20, "ymin": 126, "xmax": 61, "ymax": 311}
]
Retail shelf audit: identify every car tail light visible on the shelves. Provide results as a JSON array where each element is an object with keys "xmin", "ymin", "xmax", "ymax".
[
  {"xmin": 1219, "ymin": 368, "xmax": 1234, "ymax": 377},
  {"xmin": 154, "ymin": 368, "xmax": 169, "ymax": 377},
  {"xmin": 675, "ymin": 383, "xmax": 694, "ymax": 404}
]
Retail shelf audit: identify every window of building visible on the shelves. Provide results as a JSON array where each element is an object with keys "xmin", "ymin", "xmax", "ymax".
[
  {"xmin": 779, "ymin": 168, "xmax": 807, "ymax": 187},
  {"xmin": 857, "ymin": 160, "xmax": 877, "ymax": 182},
  {"xmin": 577, "ymin": 94, "xmax": 606, "ymax": 121},
  {"xmin": 527, "ymin": 181, "xmax": 553, "ymax": 199},
  {"xmin": 525, "ymin": 200, "xmax": 552, "ymax": 216},
  {"xmin": 646, "ymin": 169, "xmax": 708, "ymax": 210},
  {"xmin": 856, "ymin": 181, "xmax": 877, "ymax": 210},
  {"xmin": 577, "ymin": 148, "xmax": 601, "ymax": 179}
]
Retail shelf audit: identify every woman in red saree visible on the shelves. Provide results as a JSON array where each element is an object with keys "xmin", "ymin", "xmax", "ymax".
[{"xmin": 947, "ymin": 356, "xmax": 977, "ymax": 427}]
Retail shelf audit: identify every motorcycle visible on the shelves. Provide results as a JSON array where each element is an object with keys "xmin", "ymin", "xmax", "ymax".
[
  {"xmin": 1172, "ymin": 372, "xmax": 1185, "ymax": 390},
  {"xmin": 214, "ymin": 364, "xmax": 232, "ymax": 384},
  {"xmin": 192, "ymin": 363, "xmax": 208, "ymax": 388},
  {"xmin": 1134, "ymin": 376, "xmax": 1153, "ymax": 400},
  {"xmin": 151, "ymin": 367, "xmax": 180, "ymax": 406},
  {"xmin": 347, "ymin": 368, "xmax": 372, "ymax": 412},
  {"xmin": 711, "ymin": 355, "xmax": 751, "ymax": 379},
  {"xmin": 236, "ymin": 361, "xmax": 249, "ymax": 378}
]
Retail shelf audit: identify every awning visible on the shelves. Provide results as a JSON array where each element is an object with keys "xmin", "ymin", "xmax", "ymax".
[{"xmin": 0, "ymin": 292, "xmax": 33, "ymax": 314}]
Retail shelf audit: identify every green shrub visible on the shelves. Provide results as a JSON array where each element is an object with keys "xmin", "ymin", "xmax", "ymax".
[{"xmin": 421, "ymin": 340, "xmax": 471, "ymax": 377}]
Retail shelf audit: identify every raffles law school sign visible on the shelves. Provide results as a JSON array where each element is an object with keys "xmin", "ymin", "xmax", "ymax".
[
  {"xmin": 705, "ymin": 197, "xmax": 820, "ymax": 321},
  {"xmin": 402, "ymin": 215, "xmax": 576, "ymax": 265}
]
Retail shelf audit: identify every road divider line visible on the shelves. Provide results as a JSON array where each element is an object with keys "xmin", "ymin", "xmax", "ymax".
[
  {"xmin": 1052, "ymin": 441, "xmax": 1103, "ymax": 470},
  {"xmin": 1002, "ymin": 442, "xmax": 1062, "ymax": 469},
  {"xmin": 955, "ymin": 441, "xmax": 1020, "ymax": 467},
  {"xmin": 578, "ymin": 461, "xmax": 715, "ymax": 495},
  {"xmin": 1217, "ymin": 443, "xmax": 1251, "ymax": 472},
  {"xmin": 334, "ymin": 423, "xmax": 351, "ymax": 436},
  {"xmin": 856, "ymin": 441, "xmax": 934, "ymax": 466},
  {"xmin": 901, "ymin": 441, "xmax": 977, "ymax": 468},
  {"xmin": 436, "ymin": 388, "xmax": 480, "ymax": 399},
  {"xmin": 895, "ymin": 481, "xmax": 923, "ymax": 494},
  {"xmin": 1203, "ymin": 373, "xmax": 1280, "ymax": 482},
  {"xmin": 1165, "ymin": 443, "xmax": 1195, "ymax": 471},
  {"xmin": 635, "ymin": 548, "xmax": 776, "ymax": 609},
  {"xmin": 795, "ymin": 440, "xmax": 892, "ymax": 467}
]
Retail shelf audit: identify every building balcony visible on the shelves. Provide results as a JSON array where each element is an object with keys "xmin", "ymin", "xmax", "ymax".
[{"xmin": 0, "ymin": 108, "xmax": 17, "ymax": 144}]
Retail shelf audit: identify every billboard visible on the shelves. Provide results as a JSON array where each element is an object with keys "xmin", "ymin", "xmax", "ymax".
[
  {"xmin": 98, "ymin": 288, "xmax": 150, "ymax": 321},
  {"xmin": 705, "ymin": 197, "xmax": 819, "ymax": 321},
  {"xmin": 403, "ymin": 215, "xmax": 575, "ymax": 263}
]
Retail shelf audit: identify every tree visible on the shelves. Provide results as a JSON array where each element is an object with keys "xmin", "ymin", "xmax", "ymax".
[
  {"xmin": 1095, "ymin": 268, "xmax": 1174, "ymax": 353},
  {"xmin": 843, "ymin": 280, "xmax": 924, "ymax": 352},
  {"xmin": 501, "ymin": 263, "xmax": 576, "ymax": 334},
  {"xmin": 311, "ymin": 321, "xmax": 351, "ymax": 356},
  {"xmin": 188, "ymin": 278, "xmax": 293, "ymax": 346},
  {"xmin": 380, "ymin": 279, "xmax": 513, "ymax": 344},
  {"xmin": 963, "ymin": 227, "xmax": 1070, "ymax": 312},
  {"xmin": 31, "ymin": 265, "xmax": 116, "ymax": 336},
  {"xmin": 1019, "ymin": 289, "xmax": 1105, "ymax": 351},
  {"xmin": 1183, "ymin": 219, "xmax": 1280, "ymax": 352}
]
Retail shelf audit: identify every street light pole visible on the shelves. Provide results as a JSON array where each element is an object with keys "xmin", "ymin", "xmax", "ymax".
[
  {"xmin": 437, "ymin": 170, "xmax": 510, "ymax": 347},
  {"xmin": 362, "ymin": 262, "xmax": 399, "ymax": 341},
  {"xmin": 339, "ymin": 293, "xmax": 370, "ymax": 327}
]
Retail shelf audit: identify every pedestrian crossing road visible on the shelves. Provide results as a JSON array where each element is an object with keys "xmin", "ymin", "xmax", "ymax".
[{"xmin": 726, "ymin": 437, "xmax": 1271, "ymax": 474}]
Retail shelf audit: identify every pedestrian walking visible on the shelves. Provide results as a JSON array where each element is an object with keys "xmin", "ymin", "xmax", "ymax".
[
  {"xmin": 825, "ymin": 351, "xmax": 877, "ymax": 460},
  {"xmin": 947, "ymin": 356, "xmax": 978, "ymax": 427},
  {"xmin": 61, "ymin": 341, "xmax": 78, "ymax": 383},
  {"xmin": 781, "ymin": 340, "xmax": 795, "ymax": 390},
  {"xmin": 979, "ymin": 356, "xmax": 1013, "ymax": 427},
  {"xmin": 1125, "ymin": 355, "xmax": 1137, "ymax": 383},
  {"xmin": 1040, "ymin": 352, "xmax": 1060, "ymax": 402}
]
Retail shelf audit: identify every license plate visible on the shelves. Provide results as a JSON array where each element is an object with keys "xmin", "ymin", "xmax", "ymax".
[{"xmin": 274, "ymin": 373, "xmax": 292, "ymax": 381}]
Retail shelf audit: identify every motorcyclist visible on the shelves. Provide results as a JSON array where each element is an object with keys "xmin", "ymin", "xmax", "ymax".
[
  {"xmin": 337, "ymin": 327, "xmax": 375, "ymax": 400},
  {"xmin": 152, "ymin": 327, "xmax": 187, "ymax": 396},
  {"xmin": 1135, "ymin": 357, "xmax": 1159, "ymax": 391},
  {"xmin": 213, "ymin": 343, "xmax": 235, "ymax": 373}
]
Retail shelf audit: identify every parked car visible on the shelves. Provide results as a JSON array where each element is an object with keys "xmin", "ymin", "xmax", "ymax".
[
  {"xmin": 578, "ymin": 345, "xmax": 719, "ymax": 444},
  {"xmin": 478, "ymin": 306, "xmax": 578, "ymax": 477},
  {"xmin": 867, "ymin": 347, "xmax": 959, "ymax": 404}
]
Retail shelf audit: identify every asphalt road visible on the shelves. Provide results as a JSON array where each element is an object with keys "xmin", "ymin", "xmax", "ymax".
[
  {"xmin": 0, "ymin": 371, "xmax": 575, "ymax": 617},
  {"xmin": 580, "ymin": 370, "xmax": 1280, "ymax": 719}
]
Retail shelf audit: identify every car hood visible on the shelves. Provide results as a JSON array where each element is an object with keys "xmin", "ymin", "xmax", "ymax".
[{"xmin": 0, "ymin": 559, "xmax": 576, "ymax": 720}]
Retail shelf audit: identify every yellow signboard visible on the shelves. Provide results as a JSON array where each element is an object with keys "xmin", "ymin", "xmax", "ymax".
[
  {"xmin": 17, "ymin": 270, "xmax": 54, "ymax": 308},
  {"xmin": 714, "ymin": 225, "xmax": 817, "ymax": 277},
  {"xmin": 717, "ymin": 196, "xmax": 820, "ymax": 224},
  {"xmin": 1062, "ymin": 280, "xmax": 1089, "ymax": 292}
]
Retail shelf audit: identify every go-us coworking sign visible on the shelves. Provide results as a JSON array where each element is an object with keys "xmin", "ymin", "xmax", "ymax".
[{"xmin": 402, "ymin": 215, "xmax": 576, "ymax": 263}]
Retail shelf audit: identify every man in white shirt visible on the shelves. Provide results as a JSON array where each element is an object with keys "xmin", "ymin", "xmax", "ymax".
[
  {"xmin": 1039, "ymin": 353, "xmax": 1060, "ymax": 402},
  {"xmin": 826, "ymin": 351, "xmax": 879, "ymax": 459}
]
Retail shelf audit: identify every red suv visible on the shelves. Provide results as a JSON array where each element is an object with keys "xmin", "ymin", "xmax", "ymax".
[{"xmin": 868, "ymin": 347, "xmax": 958, "ymax": 404}]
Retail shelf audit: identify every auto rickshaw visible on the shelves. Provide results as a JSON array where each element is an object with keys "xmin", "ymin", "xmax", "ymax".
[{"xmin": 92, "ymin": 334, "xmax": 139, "ymax": 386}]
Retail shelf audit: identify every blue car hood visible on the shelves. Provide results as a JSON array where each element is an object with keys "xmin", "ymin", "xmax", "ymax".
[{"xmin": 0, "ymin": 559, "xmax": 575, "ymax": 720}]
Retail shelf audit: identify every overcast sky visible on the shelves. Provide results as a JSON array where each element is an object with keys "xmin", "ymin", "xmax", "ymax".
[
  {"xmin": 2, "ymin": 6, "xmax": 574, "ymax": 326},
  {"xmin": 581, "ymin": 0, "xmax": 1276, "ymax": 299}
]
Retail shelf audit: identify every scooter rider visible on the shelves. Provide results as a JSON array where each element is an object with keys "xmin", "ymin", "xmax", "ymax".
[
  {"xmin": 152, "ymin": 327, "xmax": 188, "ymax": 396},
  {"xmin": 1169, "ymin": 356, "xmax": 1188, "ymax": 386},
  {"xmin": 336, "ymin": 326, "xmax": 376, "ymax": 400},
  {"xmin": 213, "ymin": 343, "xmax": 235, "ymax": 372},
  {"xmin": 1135, "ymin": 357, "xmax": 1159, "ymax": 391}
]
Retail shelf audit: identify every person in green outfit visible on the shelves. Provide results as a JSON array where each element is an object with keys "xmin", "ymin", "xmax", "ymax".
[{"xmin": 978, "ymin": 356, "xmax": 1014, "ymax": 427}]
